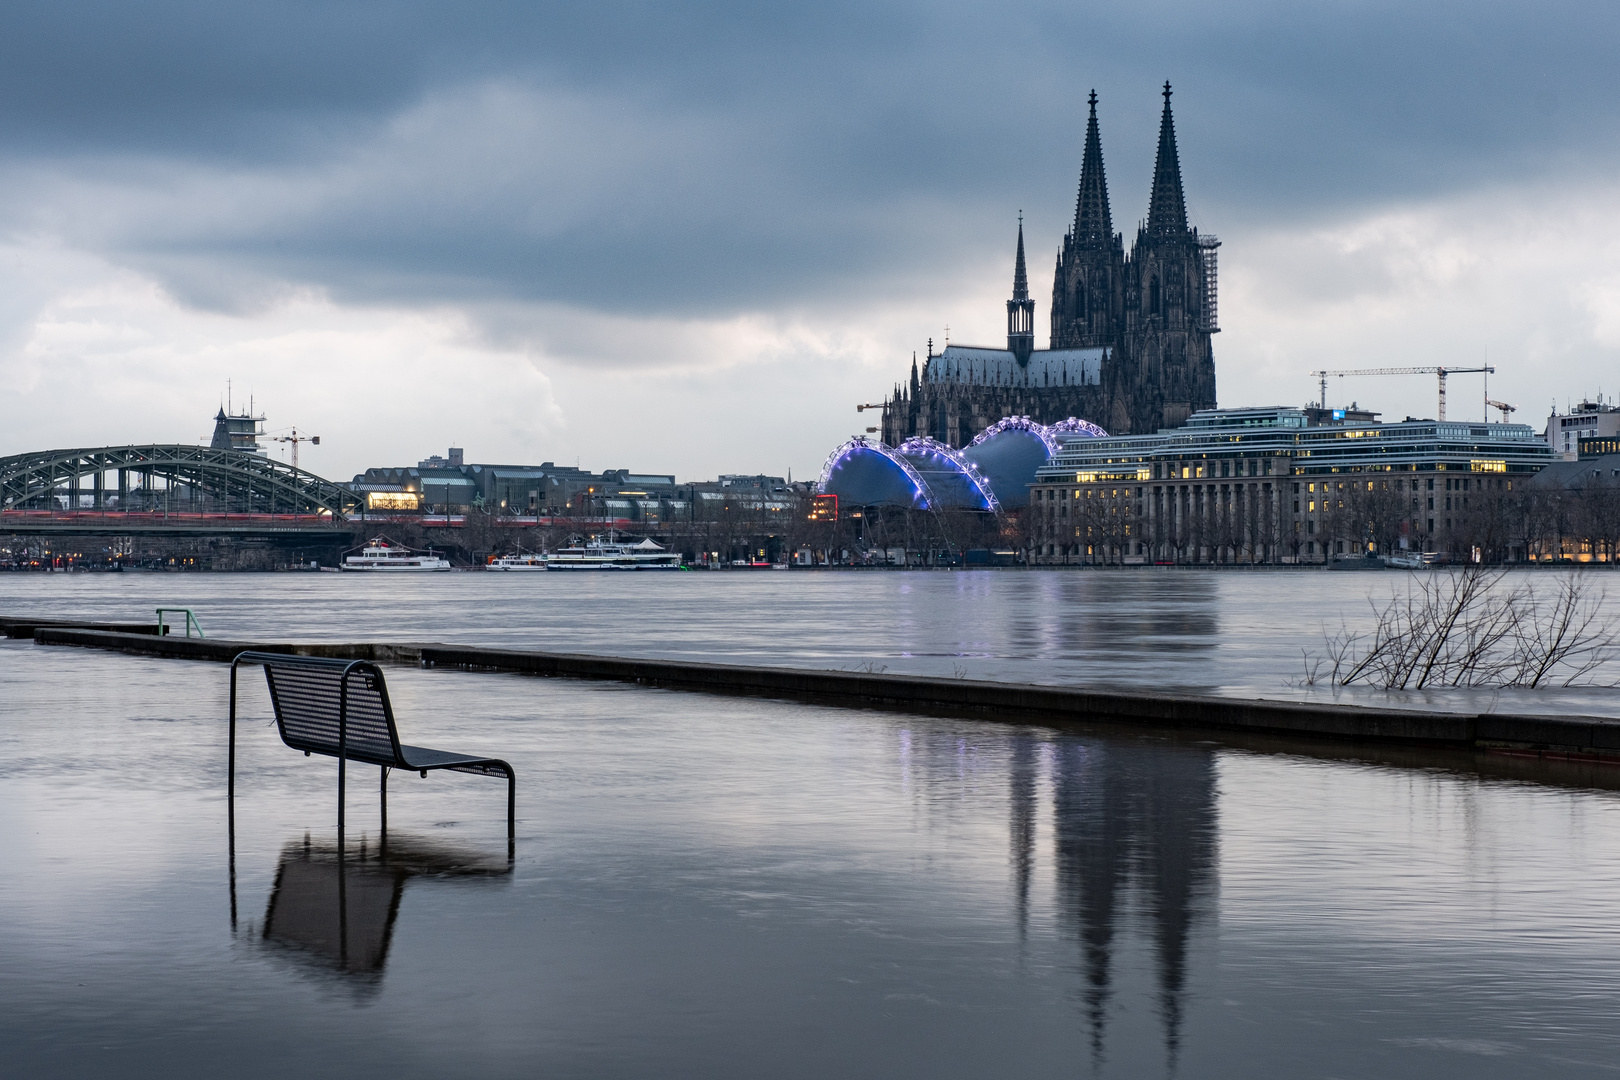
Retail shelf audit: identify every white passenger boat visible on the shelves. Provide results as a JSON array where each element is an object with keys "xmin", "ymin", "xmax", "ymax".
[
  {"xmin": 543, "ymin": 536, "xmax": 681, "ymax": 571},
  {"xmin": 1386, "ymin": 550, "xmax": 1441, "ymax": 569},
  {"xmin": 341, "ymin": 538, "xmax": 453, "ymax": 572},
  {"xmin": 487, "ymin": 551, "xmax": 549, "ymax": 571}
]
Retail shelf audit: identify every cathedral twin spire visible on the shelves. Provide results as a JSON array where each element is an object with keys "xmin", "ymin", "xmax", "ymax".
[
  {"xmin": 1073, "ymin": 91, "xmax": 1114, "ymax": 248},
  {"xmin": 1045, "ymin": 83, "xmax": 1209, "ymax": 366},
  {"xmin": 1062, "ymin": 83, "xmax": 1187, "ymax": 250},
  {"xmin": 1145, "ymin": 82, "xmax": 1188, "ymax": 237}
]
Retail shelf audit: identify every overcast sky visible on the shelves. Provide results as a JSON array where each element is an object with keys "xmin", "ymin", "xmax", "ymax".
[{"xmin": 1, "ymin": 1, "xmax": 1617, "ymax": 481}]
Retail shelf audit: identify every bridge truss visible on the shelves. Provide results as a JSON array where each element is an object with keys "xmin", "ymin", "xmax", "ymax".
[{"xmin": 0, "ymin": 445, "xmax": 361, "ymax": 521}]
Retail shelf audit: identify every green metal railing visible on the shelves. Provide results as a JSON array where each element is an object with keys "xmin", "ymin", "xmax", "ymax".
[{"xmin": 155, "ymin": 608, "xmax": 204, "ymax": 638}]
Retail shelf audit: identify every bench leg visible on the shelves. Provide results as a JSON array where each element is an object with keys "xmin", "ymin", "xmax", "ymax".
[
  {"xmin": 380, "ymin": 767, "xmax": 388, "ymax": 838},
  {"xmin": 507, "ymin": 769, "xmax": 515, "ymax": 849},
  {"xmin": 227, "ymin": 663, "xmax": 237, "ymax": 930},
  {"xmin": 337, "ymin": 753, "xmax": 346, "ymax": 855}
]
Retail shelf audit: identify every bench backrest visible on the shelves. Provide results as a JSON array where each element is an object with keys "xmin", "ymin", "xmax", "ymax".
[{"xmin": 252, "ymin": 655, "xmax": 402, "ymax": 764}]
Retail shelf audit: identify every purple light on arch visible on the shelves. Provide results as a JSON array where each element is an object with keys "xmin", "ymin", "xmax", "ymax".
[
  {"xmin": 817, "ymin": 437, "xmax": 932, "ymax": 509},
  {"xmin": 1048, "ymin": 417, "xmax": 1109, "ymax": 439},
  {"xmin": 969, "ymin": 416, "xmax": 1061, "ymax": 457},
  {"xmin": 897, "ymin": 436, "xmax": 1001, "ymax": 513}
]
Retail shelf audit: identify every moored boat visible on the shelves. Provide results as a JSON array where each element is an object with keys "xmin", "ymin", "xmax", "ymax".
[
  {"xmin": 543, "ymin": 536, "xmax": 681, "ymax": 570},
  {"xmin": 487, "ymin": 551, "xmax": 549, "ymax": 571},
  {"xmin": 1328, "ymin": 554, "xmax": 1387, "ymax": 571},
  {"xmin": 341, "ymin": 537, "xmax": 453, "ymax": 572}
]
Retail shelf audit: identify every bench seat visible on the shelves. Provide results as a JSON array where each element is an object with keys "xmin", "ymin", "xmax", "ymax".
[{"xmin": 229, "ymin": 651, "xmax": 515, "ymax": 842}]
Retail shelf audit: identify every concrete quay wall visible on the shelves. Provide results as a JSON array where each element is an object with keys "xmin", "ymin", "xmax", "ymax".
[
  {"xmin": 1, "ymin": 616, "xmax": 163, "ymax": 639},
  {"xmin": 29, "ymin": 626, "xmax": 1620, "ymax": 763},
  {"xmin": 30, "ymin": 627, "xmax": 426, "ymax": 664}
]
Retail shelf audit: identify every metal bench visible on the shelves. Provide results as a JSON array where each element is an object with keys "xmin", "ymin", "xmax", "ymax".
[{"xmin": 228, "ymin": 652, "xmax": 515, "ymax": 843}]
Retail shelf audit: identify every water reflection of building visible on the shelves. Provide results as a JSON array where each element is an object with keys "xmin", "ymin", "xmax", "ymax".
[
  {"xmin": 1033, "ymin": 740, "xmax": 1217, "ymax": 1070},
  {"xmin": 898, "ymin": 725, "xmax": 1216, "ymax": 1067},
  {"xmin": 254, "ymin": 835, "xmax": 511, "ymax": 992}
]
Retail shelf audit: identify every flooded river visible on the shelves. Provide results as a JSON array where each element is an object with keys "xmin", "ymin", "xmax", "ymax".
[{"xmin": 2, "ymin": 570, "xmax": 1619, "ymax": 1077}]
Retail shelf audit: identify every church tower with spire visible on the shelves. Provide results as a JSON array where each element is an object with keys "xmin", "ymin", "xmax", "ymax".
[
  {"xmin": 1118, "ymin": 83, "xmax": 1218, "ymax": 432},
  {"xmin": 882, "ymin": 84, "xmax": 1218, "ymax": 446},
  {"xmin": 1007, "ymin": 216, "xmax": 1036, "ymax": 364},
  {"xmin": 1052, "ymin": 91, "xmax": 1125, "ymax": 352}
]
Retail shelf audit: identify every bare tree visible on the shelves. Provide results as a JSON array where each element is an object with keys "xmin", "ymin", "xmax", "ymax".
[{"xmin": 1311, "ymin": 566, "xmax": 1617, "ymax": 688}]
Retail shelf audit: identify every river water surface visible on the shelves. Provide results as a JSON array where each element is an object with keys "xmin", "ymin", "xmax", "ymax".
[{"xmin": 2, "ymin": 570, "xmax": 1619, "ymax": 1077}]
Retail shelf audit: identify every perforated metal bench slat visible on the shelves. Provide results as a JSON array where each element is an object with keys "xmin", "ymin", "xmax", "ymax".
[{"xmin": 265, "ymin": 666, "xmax": 397, "ymax": 763}]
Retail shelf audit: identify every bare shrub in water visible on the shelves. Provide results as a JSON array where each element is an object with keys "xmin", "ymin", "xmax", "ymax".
[{"xmin": 1307, "ymin": 566, "xmax": 1618, "ymax": 689}]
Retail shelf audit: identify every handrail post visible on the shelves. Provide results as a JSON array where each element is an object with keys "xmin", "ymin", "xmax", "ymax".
[
  {"xmin": 337, "ymin": 667, "xmax": 349, "ymax": 854},
  {"xmin": 155, "ymin": 607, "xmax": 205, "ymax": 638},
  {"xmin": 228, "ymin": 655, "xmax": 240, "ymax": 930}
]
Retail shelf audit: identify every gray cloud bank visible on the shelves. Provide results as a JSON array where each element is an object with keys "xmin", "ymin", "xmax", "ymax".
[{"xmin": 0, "ymin": 0, "xmax": 1612, "ymax": 324}]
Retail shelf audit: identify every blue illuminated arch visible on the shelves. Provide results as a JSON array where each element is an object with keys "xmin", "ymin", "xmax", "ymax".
[
  {"xmin": 1048, "ymin": 417, "xmax": 1110, "ymax": 439},
  {"xmin": 961, "ymin": 417, "xmax": 1057, "ymax": 509},
  {"xmin": 817, "ymin": 438, "xmax": 931, "ymax": 509},
  {"xmin": 896, "ymin": 437, "xmax": 999, "ymax": 513}
]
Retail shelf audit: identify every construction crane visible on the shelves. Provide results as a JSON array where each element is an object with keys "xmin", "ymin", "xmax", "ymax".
[
  {"xmin": 1485, "ymin": 399, "xmax": 1516, "ymax": 422},
  {"xmin": 1309, "ymin": 366, "xmax": 1494, "ymax": 422},
  {"xmin": 270, "ymin": 427, "xmax": 321, "ymax": 471}
]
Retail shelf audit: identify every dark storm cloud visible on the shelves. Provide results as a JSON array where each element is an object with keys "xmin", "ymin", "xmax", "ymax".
[{"xmin": 0, "ymin": 1, "xmax": 1613, "ymax": 316}]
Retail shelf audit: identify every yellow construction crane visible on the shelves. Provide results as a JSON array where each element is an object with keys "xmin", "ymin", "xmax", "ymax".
[
  {"xmin": 1309, "ymin": 365, "xmax": 1494, "ymax": 422},
  {"xmin": 1485, "ymin": 398, "xmax": 1516, "ymax": 422},
  {"xmin": 270, "ymin": 427, "xmax": 321, "ymax": 471}
]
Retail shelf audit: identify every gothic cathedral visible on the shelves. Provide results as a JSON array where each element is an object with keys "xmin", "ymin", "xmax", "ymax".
[{"xmin": 883, "ymin": 85, "xmax": 1219, "ymax": 445}]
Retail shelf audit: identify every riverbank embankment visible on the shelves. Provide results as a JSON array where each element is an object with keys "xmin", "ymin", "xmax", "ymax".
[{"xmin": 21, "ymin": 622, "xmax": 1620, "ymax": 766}]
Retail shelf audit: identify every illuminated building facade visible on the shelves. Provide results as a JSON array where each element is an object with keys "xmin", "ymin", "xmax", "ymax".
[
  {"xmin": 351, "ymin": 448, "xmax": 678, "ymax": 518},
  {"xmin": 1546, "ymin": 399, "xmax": 1620, "ymax": 459},
  {"xmin": 1029, "ymin": 407, "xmax": 1552, "ymax": 564}
]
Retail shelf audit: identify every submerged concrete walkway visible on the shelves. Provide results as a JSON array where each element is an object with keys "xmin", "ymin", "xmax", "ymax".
[{"xmin": 16, "ymin": 619, "xmax": 1620, "ymax": 766}]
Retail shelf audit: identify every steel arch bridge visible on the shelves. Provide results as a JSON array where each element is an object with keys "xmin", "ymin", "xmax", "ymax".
[{"xmin": 0, "ymin": 445, "xmax": 360, "ymax": 534}]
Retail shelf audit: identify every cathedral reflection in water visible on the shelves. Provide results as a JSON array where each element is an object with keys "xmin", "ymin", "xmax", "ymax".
[
  {"xmin": 908, "ymin": 727, "xmax": 1218, "ymax": 1068},
  {"xmin": 1049, "ymin": 738, "xmax": 1216, "ymax": 1067}
]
